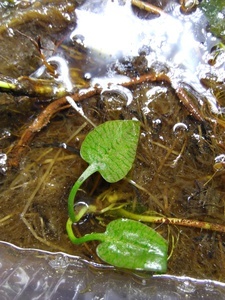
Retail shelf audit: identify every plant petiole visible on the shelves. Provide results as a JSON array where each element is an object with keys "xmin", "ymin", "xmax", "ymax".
[
  {"xmin": 115, "ymin": 208, "xmax": 225, "ymax": 233},
  {"xmin": 68, "ymin": 163, "xmax": 101, "ymax": 222},
  {"xmin": 0, "ymin": 80, "xmax": 16, "ymax": 90},
  {"xmin": 66, "ymin": 218, "xmax": 105, "ymax": 244}
]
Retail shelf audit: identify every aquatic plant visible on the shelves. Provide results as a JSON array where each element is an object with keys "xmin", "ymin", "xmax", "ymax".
[
  {"xmin": 66, "ymin": 120, "xmax": 168, "ymax": 272},
  {"xmin": 66, "ymin": 118, "xmax": 225, "ymax": 271},
  {"xmin": 1, "ymin": 0, "xmax": 225, "ymax": 280},
  {"xmin": 200, "ymin": 0, "xmax": 225, "ymax": 43}
]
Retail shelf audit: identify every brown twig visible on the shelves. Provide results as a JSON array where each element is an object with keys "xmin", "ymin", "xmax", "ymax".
[
  {"xmin": 131, "ymin": 0, "xmax": 164, "ymax": 15},
  {"xmin": 175, "ymin": 87, "xmax": 205, "ymax": 122},
  {"xmin": 15, "ymin": 30, "xmax": 56, "ymax": 76},
  {"xmin": 6, "ymin": 71, "xmax": 205, "ymax": 169},
  {"xmin": 7, "ymin": 86, "xmax": 101, "ymax": 168},
  {"xmin": 8, "ymin": 98, "xmax": 69, "ymax": 168}
]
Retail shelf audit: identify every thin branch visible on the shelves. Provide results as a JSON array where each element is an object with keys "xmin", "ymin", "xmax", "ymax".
[
  {"xmin": 131, "ymin": 0, "xmax": 164, "ymax": 15},
  {"xmin": 6, "ymin": 70, "xmax": 205, "ymax": 169}
]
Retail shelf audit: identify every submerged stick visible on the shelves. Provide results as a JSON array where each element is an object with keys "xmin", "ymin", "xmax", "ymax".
[
  {"xmin": 4, "ymin": 73, "xmax": 150, "ymax": 168},
  {"xmin": 7, "ymin": 87, "xmax": 101, "ymax": 168},
  {"xmin": 131, "ymin": 0, "xmax": 164, "ymax": 15},
  {"xmin": 7, "ymin": 97, "xmax": 70, "ymax": 168},
  {"xmin": 6, "ymin": 70, "xmax": 206, "ymax": 169}
]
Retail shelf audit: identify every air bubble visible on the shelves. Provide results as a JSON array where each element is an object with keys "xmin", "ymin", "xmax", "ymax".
[
  {"xmin": 177, "ymin": 280, "xmax": 196, "ymax": 294},
  {"xmin": 84, "ymin": 72, "xmax": 92, "ymax": 80},
  {"xmin": 173, "ymin": 122, "xmax": 188, "ymax": 134},
  {"xmin": 0, "ymin": 153, "xmax": 7, "ymax": 175},
  {"xmin": 71, "ymin": 34, "xmax": 85, "ymax": 47},
  {"xmin": 213, "ymin": 154, "xmax": 225, "ymax": 171},
  {"xmin": 49, "ymin": 254, "xmax": 69, "ymax": 269},
  {"xmin": 101, "ymin": 84, "xmax": 133, "ymax": 106},
  {"xmin": 73, "ymin": 201, "xmax": 90, "ymax": 224},
  {"xmin": 0, "ymin": 128, "xmax": 11, "ymax": 139},
  {"xmin": 214, "ymin": 154, "xmax": 225, "ymax": 164}
]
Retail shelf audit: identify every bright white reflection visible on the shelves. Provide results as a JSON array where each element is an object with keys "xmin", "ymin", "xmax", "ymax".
[
  {"xmin": 71, "ymin": 1, "xmax": 142, "ymax": 57},
  {"xmin": 70, "ymin": 0, "xmax": 222, "ymax": 108},
  {"xmin": 101, "ymin": 84, "xmax": 133, "ymax": 106},
  {"xmin": 72, "ymin": 1, "xmax": 205, "ymax": 69},
  {"xmin": 31, "ymin": 56, "xmax": 73, "ymax": 93}
]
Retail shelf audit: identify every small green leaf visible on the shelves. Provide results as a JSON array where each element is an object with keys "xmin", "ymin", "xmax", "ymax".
[
  {"xmin": 96, "ymin": 219, "xmax": 168, "ymax": 272},
  {"xmin": 68, "ymin": 120, "xmax": 140, "ymax": 222},
  {"xmin": 80, "ymin": 120, "xmax": 140, "ymax": 182},
  {"xmin": 67, "ymin": 218, "xmax": 168, "ymax": 272}
]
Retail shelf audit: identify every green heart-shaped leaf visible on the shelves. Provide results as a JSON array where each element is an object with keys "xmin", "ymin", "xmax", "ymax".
[
  {"xmin": 80, "ymin": 120, "xmax": 140, "ymax": 183},
  {"xmin": 67, "ymin": 218, "xmax": 168, "ymax": 272},
  {"xmin": 68, "ymin": 120, "xmax": 140, "ymax": 222},
  {"xmin": 96, "ymin": 218, "xmax": 168, "ymax": 272}
]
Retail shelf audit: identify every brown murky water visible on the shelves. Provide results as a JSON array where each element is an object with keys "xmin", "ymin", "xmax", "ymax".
[{"xmin": 0, "ymin": 0, "xmax": 225, "ymax": 281}]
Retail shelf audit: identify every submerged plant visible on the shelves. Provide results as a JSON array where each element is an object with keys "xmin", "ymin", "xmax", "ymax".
[
  {"xmin": 67, "ymin": 218, "xmax": 168, "ymax": 272},
  {"xmin": 66, "ymin": 119, "xmax": 168, "ymax": 272},
  {"xmin": 200, "ymin": 0, "xmax": 225, "ymax": 43},
  {"xmin": 67, "ymin": 119, "xmax": 141, "ymax": 222}
]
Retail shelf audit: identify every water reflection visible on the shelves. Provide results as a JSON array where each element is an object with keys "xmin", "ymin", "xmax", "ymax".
[
  {"xmin": 31, "ymin": 56, "xmax": 73, "ymax": 93},
  {"xmin": 69, "ymin": 0, "xmax": 221, "ymax": 111}
]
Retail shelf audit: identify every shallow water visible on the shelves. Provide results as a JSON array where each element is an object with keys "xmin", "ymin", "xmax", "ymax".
[{"xmin": 0, "ymin": 0, "xmax": 225, "ymax": 282}]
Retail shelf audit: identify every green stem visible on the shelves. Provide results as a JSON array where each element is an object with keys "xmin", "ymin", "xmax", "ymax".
[
  {"xmin": 66, "ymin": 218, "xmax": 105, "ymax": 244},
  {"xmin": 68, "ymin": 163, "xmax": 99, "ymax": 222},
  {"xmin": 116, "ymin": 208, "xmax": 225, "ymax": 233},
  {"xmin": 0, "ymin": 80, "xmax": 16, "ymax": 90},
  {"xmin": 0, "ymin": 75, "xmax": 68, "ymax": 98}
]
